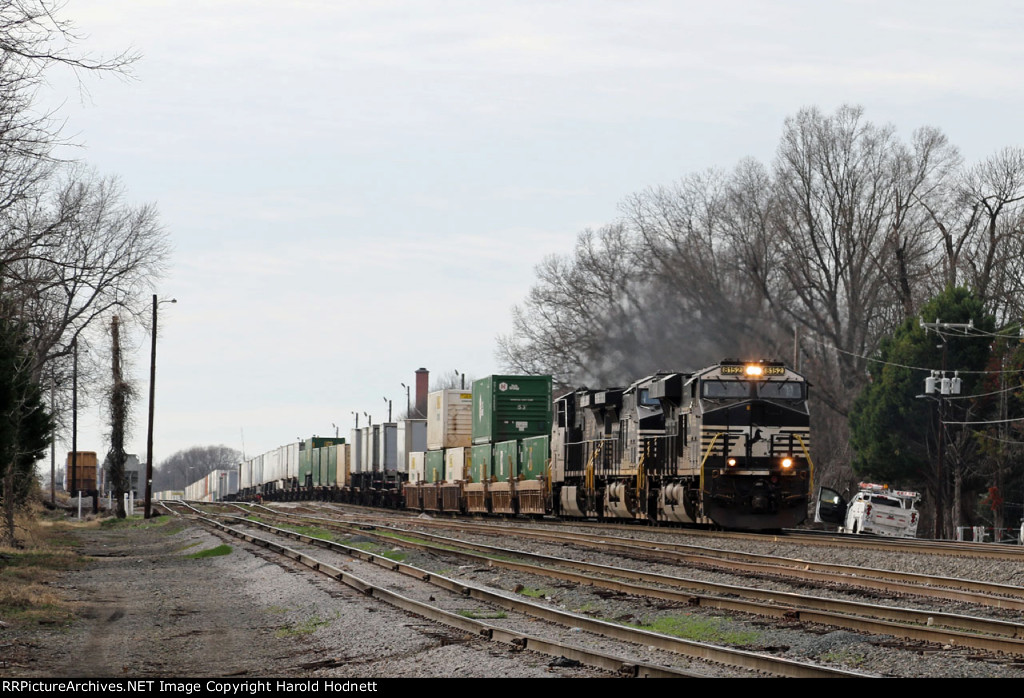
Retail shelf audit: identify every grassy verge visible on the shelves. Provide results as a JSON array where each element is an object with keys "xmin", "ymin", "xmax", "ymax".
[
  {"xmin": 279, "ymin": 523, "xmax": 336, "ymax": 540},
  {"xmin": 0, "ymin": 509, "xmax": 90, "ymax": 630},
  {"xmin": 98, "ymin": 515, "xmax": 184, "ymax": 535},
  {"xmin": 186, "ymin": 544, "xmax": 232, "ymax": 559},
  {"xmin": 345, "ymin": 540, "xmax": 407, "ymax": 562},
  {"xmin": 626, "ymin": 614, "xmax": 762, "ymax": 645},
  {"xmin": 275, "ymin": 615, "xmax": 329, "ymax": 637}
]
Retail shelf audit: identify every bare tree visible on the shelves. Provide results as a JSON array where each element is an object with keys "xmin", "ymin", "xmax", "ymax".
[
  {"xmin": 4, "ymin": 166, "xmax": 169, "ymax": 375},
  {"xmin": 497, "ymin": 223, "xmax": 671, "ymax": 388},
  {"xmin": 0, "ymin": 3, "xmax": 155, "ymax": 453},
  {"xmin": 154, "ymin": 446, "xmax": 242, "ymax": 492}
]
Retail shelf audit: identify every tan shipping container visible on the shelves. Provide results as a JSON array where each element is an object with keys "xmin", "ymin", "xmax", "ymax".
[{"xmin": 426, "ymin": 389, "xmax": 473, "ymax": 450}]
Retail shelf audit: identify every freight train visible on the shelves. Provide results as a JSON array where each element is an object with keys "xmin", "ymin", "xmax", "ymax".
[{"xmin": 224, "ymin": 360, "xmax": 813, "ymax": 530}]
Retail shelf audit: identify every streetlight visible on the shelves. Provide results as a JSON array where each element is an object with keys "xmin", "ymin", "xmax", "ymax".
[
  {"xmin": 400, "ymin": 382, "xmax": 411, "ymax": 418},
  {"xmin": 144, "ymin": 295, "xmax": 176, "ymax": 519}
]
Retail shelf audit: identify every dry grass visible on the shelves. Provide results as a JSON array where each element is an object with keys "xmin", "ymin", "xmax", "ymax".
[{"xmin": 0, "ymin": 504, "xmax": 92, "ymax": 629}]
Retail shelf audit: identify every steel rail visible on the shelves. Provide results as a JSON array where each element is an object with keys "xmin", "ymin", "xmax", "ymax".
[
  {"xmin": 192, "ymin": 506, "xmax": 871, "ymax": 678},
  {"xmin": 163, "ymin": 503, "xmax": 698, "ymax": 678},
  {"xmin": 238, "ymin": 506, "xmax": 1024, "ymax": 656},
  {"xmin": 364, "ymin": 513, "xmax": 1024, "ymax": 609}
]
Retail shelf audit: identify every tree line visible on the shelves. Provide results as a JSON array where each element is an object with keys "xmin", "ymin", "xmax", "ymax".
[
  {"xmin": 500, "ymin": 104, "xmax": 1024, "ymax": 537},
  {"xmin": 1, "ymin": 2, "xmax": 168, "ymax": 542}
]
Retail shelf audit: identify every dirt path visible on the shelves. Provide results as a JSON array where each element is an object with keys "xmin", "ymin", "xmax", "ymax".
[
  {"xmin": 2, "ymin": 515, "xmax": 598, "ymax": 679},
  {"xmin": 5, "ymin": 519, "xmax": 329, "ymax": 677}
]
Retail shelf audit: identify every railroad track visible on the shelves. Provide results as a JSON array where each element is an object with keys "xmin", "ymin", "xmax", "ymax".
[
  {"xmin": 218, "ymin": 503, "xmax": 1024, "ymax": 659},
  {"xmin": 165, "ymin": 501, "xmax": 873, "ymax": 678},
  {"xmin": 314, "ymin": 507, "xmax": 1024, "ymax": 611}
]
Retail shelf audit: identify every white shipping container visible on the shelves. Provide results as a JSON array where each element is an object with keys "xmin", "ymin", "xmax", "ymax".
[
  {"xmin": 408, "ymin": 452, "xmax": 425, "ymax": 483},
  {"xmin": 444, "ymin": 447, "xmax": 469, "ymax": 483},
  {"xmin": 283, "ymin": 442, "xmax": 299, "ymax": 481},
  {"xmin": 264, "ymin": 447, "xmax": 283, "ymax": 484},
  {"xmin": 357, "ymin": 426, "xmax": 376, "ymax": 473},
  {"xmin": 349, "ymin": 428, "xmax": 363, "ymax": 474},
  {"xmin": 426, "ymin": 389, "xmax": 473, "ymax": 450},
  {"xmin": 397, "ymin": 419, "xmax": 427, "ymax": 475}
]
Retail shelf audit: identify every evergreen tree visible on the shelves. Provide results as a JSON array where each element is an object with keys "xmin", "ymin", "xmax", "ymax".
[
  {"xmin": 849, "ymin": 287, "xmax": 994, "ymax": 537},
  {"xmin": 0, "ymin": 314, "xmax": 53, "ymax": 544}
]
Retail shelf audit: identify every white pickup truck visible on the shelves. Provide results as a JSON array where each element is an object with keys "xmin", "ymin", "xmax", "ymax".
[{"xmin": 816, "ymin": 482, "xmax": 921, "ymax": 538}]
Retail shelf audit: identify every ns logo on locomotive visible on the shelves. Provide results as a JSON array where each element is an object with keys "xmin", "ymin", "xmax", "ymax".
[{"xmin": 223, "ymin": 360, "xmax": 812, "ymax": 531}]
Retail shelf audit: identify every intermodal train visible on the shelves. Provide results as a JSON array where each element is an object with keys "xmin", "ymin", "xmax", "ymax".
[{"xmin": 223, "ymin": 360, "xmax": 813, "ymax": 531}]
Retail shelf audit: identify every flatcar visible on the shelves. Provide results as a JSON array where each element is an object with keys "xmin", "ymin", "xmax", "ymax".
[{"xmin": 220, "ymin": 360, "xmax": 813, "ymax": 531}]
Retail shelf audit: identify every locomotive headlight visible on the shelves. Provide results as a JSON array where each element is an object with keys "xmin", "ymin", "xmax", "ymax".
[
  {"xmin": 745, "ymin": 364, "xmax": 763, "ymax": 376},
  {"xmin": 727, "ymin": 458, "xmax": 737, "ymax": 467},
  {"xmin": 781, "ymin": 458, "xmax": 793, "ymax": 468}
]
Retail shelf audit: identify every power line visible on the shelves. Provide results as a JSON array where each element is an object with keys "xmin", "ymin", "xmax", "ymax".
[
  {"xmin": 802, "ymin": 332, "xmax": 1024, "ymax": 376},
  {"xmin": 942, "ymin": 416, "xmax": 1024, "ymax": 426},
  {"xmin": 976, "ymin": 432, "xmax": 1024, "ymax": 445}
]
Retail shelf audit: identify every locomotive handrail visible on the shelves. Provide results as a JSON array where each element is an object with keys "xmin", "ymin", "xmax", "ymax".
[
  {"xmin": 794, "ymin": 433, "xmax": 815, "ymax": 492},
  {"xmin": 585, "ymin": 442, "xmax": 602, "ymax": 491},
  {"xmin": 635, "ymin": 450, "xmax": 646, "ymax": 503},
  {"xmin": 698, "ymin": 432, "xmax": 724, "ymax": 494}
]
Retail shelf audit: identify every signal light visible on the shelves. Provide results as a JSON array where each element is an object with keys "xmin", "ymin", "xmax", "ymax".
[
  {"xmin": 781, "ymin": 458, "xmax": 793, "ymax": 468},
  {"xmin": 727, "ymin": 458, "xmax": 737, "ymax": 467}
]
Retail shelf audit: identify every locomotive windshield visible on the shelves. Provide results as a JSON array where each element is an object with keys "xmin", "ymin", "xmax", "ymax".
[
  {"xmin": 637, "ymin": 388, "xmax": 659, "ymax": 407},
  {"xmin": 701, "ymin": 380, "xmax": 752, "ymax": 399},
  {"xmin": 701, "ymin": 379, "xmax": 805, "ymax": 401},
  {"xmin": 757, "ymin": 381, "xmax": 804, "ymax": 400}
]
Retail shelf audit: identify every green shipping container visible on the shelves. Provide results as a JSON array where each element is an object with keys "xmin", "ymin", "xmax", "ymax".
[
  {"xmin": 471, "ymin": 375, "xmax": 553, "ymax": 445},
  {"xmin": 301, "ymin": 437, "xmax": 344, "ymax": 487},
  {"xmin": 425, "ymin": 450, "xmax": 445, "ymax": 483},
  {"xmin": 492, "ymin": 440, "xmax": 519, "ymax": 481},
  {"xmin": 318, "ymin": 444, "xmax": 339, "ymax": 487},
  {"xmin": 469, "ymin": 444, "xmax": 493, "ymax": 483},
  {"xmin": 520, "ymin": 435, "xmax": 549, "ymax": 481}
]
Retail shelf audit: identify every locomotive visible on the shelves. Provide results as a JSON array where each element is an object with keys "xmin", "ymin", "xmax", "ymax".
[
  {"xmin": 230, "ymin": 359, "xmax": 813, "ymax": 531},
  {"xmin": 553, "ymin": 360, "xmax": 812, "ymax": 529}
]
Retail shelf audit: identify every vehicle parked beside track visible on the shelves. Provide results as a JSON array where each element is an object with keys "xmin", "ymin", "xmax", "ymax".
[
  {"xmin": 212, "ymin": 359, "xmax": 814, "ymax": 531},
  {"xmin": 815, "ymin": 482, "xmax": 921, "ymax": 538}
]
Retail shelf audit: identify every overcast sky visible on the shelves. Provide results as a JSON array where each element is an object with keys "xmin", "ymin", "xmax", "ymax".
[{"xmin": 43, "ymin": 0, "xmax": 1024, "ymax": 473}]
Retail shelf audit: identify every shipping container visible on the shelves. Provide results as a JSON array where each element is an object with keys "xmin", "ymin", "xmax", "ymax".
[
  {"xmin": 520, "ymin": 435, "xmax": 549, "ymax": 481},
  {"xmin": 471, "ymin": 375, "xmax": 552, "ymax": 445},
  {"xmin": 425, "ymin": 450, "xmax": 445, "ymax": 483},
  {"xmin": 299, "ymin": 437, "xmax": 344, "ymax": 486},
  {"xmin": 397, "ymin": 419, "xmax": 427, "ymax": 475},
  {"xmin": 378, "ymin": 423, "xmax": 398, "ymax": 474},
  {"xmin": 469, "ymin": 443, "xmax": 493, "ymax": 483},
  {"xmin": 349, "ymin": 428, "xmax": 363, "ymax": 474},
  {"xmin": 426, "ymin": 389, "xmax": 473, "ymax": 450},
  {"xmin": 492, "ymin": 440, "xmax": 519, "ymax": 481},
  {"xmin": 444, "ymin": 447, "xmax": 469, "ymax": 482},
  {"xmin": 408, "ymin": 452, "xmax": 425, "ymax": 483}
]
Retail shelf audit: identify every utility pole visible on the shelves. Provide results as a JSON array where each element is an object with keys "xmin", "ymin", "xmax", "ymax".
[
  {"xmin": 921, "ymin": 318, "xmax": 972, "ymax": 539},
  {"xmin": 145, "ymin": 296, "xmax": 176, "ymax": 519}
]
